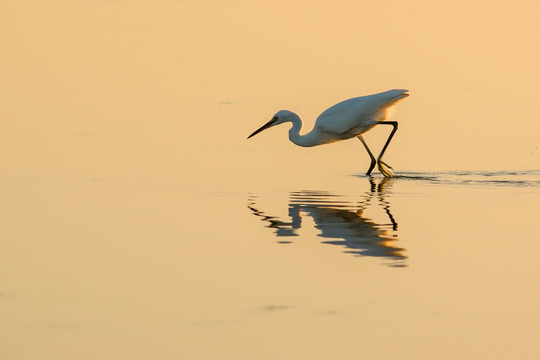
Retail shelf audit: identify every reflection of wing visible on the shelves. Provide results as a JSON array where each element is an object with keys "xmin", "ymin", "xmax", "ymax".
[
  {"xmin": 248, "ymin": 179, "xmax": 406, "ymax": 265},
  {"xmin": 299, "ymin": 206, "xmax": 403, "ymax": 259},
  {"xmin": 316, "ymin": 89, "xmax": 409, "ymax": 135}
]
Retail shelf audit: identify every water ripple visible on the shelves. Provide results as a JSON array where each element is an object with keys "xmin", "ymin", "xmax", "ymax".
[{"xmin": 392, "ymin": 170, "xmax": 540, "ymax": 187}]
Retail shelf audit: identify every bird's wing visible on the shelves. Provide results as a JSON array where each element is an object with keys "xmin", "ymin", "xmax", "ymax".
[{"xmin": 316, "ymin": 89, "xmax": 409, "ymax": 135}]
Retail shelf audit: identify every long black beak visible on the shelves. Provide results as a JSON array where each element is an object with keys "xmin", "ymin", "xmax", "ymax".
[{"xmin": 247, "ymin": 119, "xmax": 277, "ymax": 139}]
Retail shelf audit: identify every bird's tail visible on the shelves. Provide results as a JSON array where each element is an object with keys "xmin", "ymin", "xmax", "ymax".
[{"xmin": 377, "ymin": 90, "xmax": 409, "ymax": 121}]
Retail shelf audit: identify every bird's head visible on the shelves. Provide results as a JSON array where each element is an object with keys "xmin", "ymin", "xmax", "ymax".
[{"xmin": 247, "ymin": 110, "xmax": 296, "ymax": 139}]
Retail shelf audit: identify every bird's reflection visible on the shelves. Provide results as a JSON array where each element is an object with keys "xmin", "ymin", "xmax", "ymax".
[{"xmin": 248, "ymin": 177, "xmax": 406, "ymax": 266}]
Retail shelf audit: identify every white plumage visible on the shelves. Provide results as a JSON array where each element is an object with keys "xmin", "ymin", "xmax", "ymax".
[{"xmin": 247, "ymin": 89, "xmax": 409, "ymax": 177}]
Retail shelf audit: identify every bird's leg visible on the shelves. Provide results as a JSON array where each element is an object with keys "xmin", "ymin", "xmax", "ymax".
[
  {"xmin": 375, "ymin": 121, "xmax": 398, "ymax": 177},
  {"xmin": 357, "ymin": 135, "xmax": 376, "ymax": 176}
]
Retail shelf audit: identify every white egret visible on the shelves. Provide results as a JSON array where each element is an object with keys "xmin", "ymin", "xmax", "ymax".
[{"xmin": 247, "ymin": 89, "xmax": 409, "ymax": 177}]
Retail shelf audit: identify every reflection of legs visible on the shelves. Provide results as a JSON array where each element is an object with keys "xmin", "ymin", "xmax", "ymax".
[
  {"xmin": 357, "ymin": 135, "xmax": 376, "ymax": 176},
  {"xmin": 377, "ymin": 178, "xmax": 398, "ymax": 230},
  {"xmin": 377, "ymin": 176, "xmax": 392, "ymax": 192},
  {"xmin": 375, "ymin": 121, "xmax": 398, "ymax": 177}
]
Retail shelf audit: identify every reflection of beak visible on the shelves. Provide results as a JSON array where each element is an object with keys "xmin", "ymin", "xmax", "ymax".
[{"xmin": 247, "ymin": 119, "xmax": 277, "ymax": 139}]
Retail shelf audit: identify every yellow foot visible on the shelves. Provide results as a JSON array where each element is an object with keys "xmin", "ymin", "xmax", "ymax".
[{"xmin": 378, "ymin": 160, "xmax": 395, "ymax": 177}]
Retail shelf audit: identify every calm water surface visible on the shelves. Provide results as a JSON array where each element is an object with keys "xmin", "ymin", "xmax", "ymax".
[
  {"xmin": 3, "ymin": 1, "xmax": 540, "ymax": 358},
  {"xmin": 2, "ymin": 168, "xmax": 540, "ymax": 359}
]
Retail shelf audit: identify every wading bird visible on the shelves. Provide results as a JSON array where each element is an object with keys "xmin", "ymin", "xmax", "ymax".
[{"xmin": 247, "ymin": 89, "xmax": 409, "ymax": 177}]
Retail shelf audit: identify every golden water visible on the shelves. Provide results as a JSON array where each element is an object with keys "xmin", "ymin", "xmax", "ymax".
[{"xmin": 2, "ymin": 1, "xmax": 540, "ymax": 359}]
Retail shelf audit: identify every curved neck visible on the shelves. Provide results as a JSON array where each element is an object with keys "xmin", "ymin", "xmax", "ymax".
[{"xmin": 287, "ymin": 114, "xmax": 321, "ymax": 147}]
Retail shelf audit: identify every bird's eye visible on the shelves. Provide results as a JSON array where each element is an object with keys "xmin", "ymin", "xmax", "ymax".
[{"xmin": 272, "ymin": 116, "xmax": 278, "ymax": 121}]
